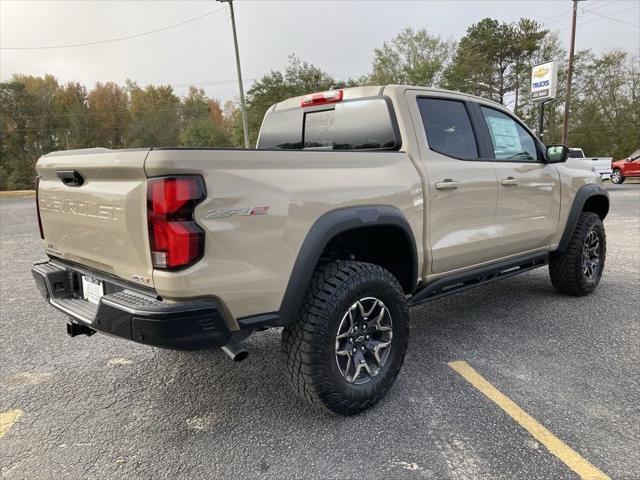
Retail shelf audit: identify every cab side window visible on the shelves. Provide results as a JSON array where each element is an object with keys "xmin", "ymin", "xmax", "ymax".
[
  {"xmin": 418, "ymin": 98, "xmax": 479, "ymax": 159},
  {"xmin": 480, "ymin": 106, "xmax": 538, "ymax": 161}
]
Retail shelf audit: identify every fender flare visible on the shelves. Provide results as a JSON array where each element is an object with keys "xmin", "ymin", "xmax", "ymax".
[
  {"xmin": 274, "ymin": 205, "xmax": 418, "ymax": 326},
  {"xmin": 557, "ymin": 183, "xmax": 609, "ymax": 252}
]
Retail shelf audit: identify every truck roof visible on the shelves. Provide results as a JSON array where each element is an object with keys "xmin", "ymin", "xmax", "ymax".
[{"xmin": 271, "ymin": 85, "xmax": 505, "ymax": 111}]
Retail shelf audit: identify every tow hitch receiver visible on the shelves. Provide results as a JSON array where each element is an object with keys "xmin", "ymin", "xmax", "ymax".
[{"xmin": 66, "ymin": 321, "xmax": 96, "ymax": 338}]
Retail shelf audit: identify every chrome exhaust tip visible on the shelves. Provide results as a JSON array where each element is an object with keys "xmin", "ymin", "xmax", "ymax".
[{"xmin": 220, "ymin": 339, "xmax": 248, "ymax": 362}]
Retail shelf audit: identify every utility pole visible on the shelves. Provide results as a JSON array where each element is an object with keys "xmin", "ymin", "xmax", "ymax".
[
  {"xmin": 562, "ymin": 0, "xmax": 581, "ymax": 145},
  {"xmin": 218, "ymin": 0, "xmax": 250, "ymax": 148}
]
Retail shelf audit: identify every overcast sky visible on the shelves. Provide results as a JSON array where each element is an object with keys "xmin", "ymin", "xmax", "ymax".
[{"xmin": 1, "ymin": 0, "xmax": 639, "ymax": 102}]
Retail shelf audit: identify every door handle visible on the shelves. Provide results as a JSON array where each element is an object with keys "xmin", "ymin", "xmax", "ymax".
[
  {"xmin": 435, "ymin": 179, "xmax": 459, "ymax": 190},
  {"xmin": 501, "ymin": 177, "xmax": 519, "ymax": 186},
  {"xmin": 57, "ymin": 170, "xmax": 84, "ymax": 187}
]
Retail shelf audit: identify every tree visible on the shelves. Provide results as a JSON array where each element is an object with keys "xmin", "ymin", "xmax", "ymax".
[
  {"xmin": 11, "ymin": 74, "xmax": 60, "ymax": 157},
  {"xmin": 181, "ymin": 86, "xmax": 210, "ymax": 124},
  {"xmin": 515, "ymin": 31, "xmax": 566, "ymax": 140},
  {"xmin": 444, "ymin": 18, "xmax": 547, "ymax": 105},
  {"xmin": 53, "ymin": 82, "xmax": 90, "ymax": 149},
  {"xmin": 0, "ymin": 82, "xmax": 38, "ymax": 189},
  {"xmin": 369, "ymin": 27, "xmax": 454, "ymax": 86},
  {"xmin": 127, "ymin": 83, "xmax": 180, "ymax": 147},
  {"xmin": 179, "ymin": 118, "xmax": 231, "ymax": 147},
  {"xmin": 87, "ymin": 82, "xmax": 130, "ymax": 148},
  {"xmin": 222, "ymin": 100, "xmax": 243, "ymax": 147},
  {"xmin": 510, "ymin": 19, "xmax": 549, "ymax": 114},
  {"xmin": 243, "ymin": 55, "xmax": 335, "ymax": 146},
  {"xmin": 568, "ymin": 50, "xmax": 640, "ymax": 157}
]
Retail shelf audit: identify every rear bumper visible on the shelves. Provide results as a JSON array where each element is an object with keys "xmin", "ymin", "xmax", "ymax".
[{"xmin": 32, "ymin": 260, "xmax": 231, "ymax": 350}]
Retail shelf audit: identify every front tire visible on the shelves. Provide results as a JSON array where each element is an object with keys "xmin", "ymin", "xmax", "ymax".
[
  {"xmin": 549, "ymin": 212, "xmax": 606, "ymax": 296},
  {"xmin": 611, "ymin": 169, "xmax": 625, "ymax": 184},
  {"xmin": 281, "ymin": 261, "xmax": 409, "ymax": 415}
]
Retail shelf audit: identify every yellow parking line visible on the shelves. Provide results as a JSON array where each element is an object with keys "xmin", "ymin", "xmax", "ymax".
[
  {"xmin": 0, "ymin": 409, "xmax": 23, "ymax": 440},
  {"xmin": 448, "ymin": 361, "xmax": 610, "ymax": 480}
]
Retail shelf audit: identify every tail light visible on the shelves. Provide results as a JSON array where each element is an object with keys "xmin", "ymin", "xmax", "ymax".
[
  {"xmin": 147, "ymin": 176, "xmax": 206, "ymax": 270},
  {"xmin": 301, "ymin": 89, "xmax": 343, "ymax": 107},
  {"xmin": 35, "ymin": 176, "xmax": 44, "ymax": 239}
]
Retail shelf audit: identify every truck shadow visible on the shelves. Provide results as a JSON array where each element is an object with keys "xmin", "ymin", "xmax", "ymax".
[{"xmin": 148, "ymin": 266, "xmax": 606, "ymax": 426}]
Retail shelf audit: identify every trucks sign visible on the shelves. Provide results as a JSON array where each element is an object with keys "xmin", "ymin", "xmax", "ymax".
[{"xmin": 531, "ymin": 61, "xmax": 558, "ymax": 102}]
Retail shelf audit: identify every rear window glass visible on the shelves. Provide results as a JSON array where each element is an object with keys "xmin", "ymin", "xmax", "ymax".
[
  {"xmin": 257, "ymin": 98, "xmax": 398, "ymax": 151},
  {"xmin": 417, "ymin": 98, "xmax": 478, "ymax": 159},
  {"xmin": 304, "ymin": 110, "xmax": 334, "ymax": 149},
  {"xmin": 257, "ymin": 109, "xmax": 304, "ymax": 149},
  {"xmin": 568, "ymin": 150, "xmax": 585, "ymax": 158}
]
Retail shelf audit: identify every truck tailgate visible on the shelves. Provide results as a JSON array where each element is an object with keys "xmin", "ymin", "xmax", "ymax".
[
  {"xmin": 36, "ymin": 148, "xmax": 154, "ymax": 287},
  {"xmin": 591, "ymin": 157, "xmax": 612, "ymax": 174}
]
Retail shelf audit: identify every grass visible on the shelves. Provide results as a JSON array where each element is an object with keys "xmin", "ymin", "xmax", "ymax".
[{"xmin": 0, "ymin": 190, "xmax": 35, "ymax": 198}]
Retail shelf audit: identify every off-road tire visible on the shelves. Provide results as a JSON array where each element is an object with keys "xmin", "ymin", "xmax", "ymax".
[
  {"xmin": 549, "ymin": 212, "xmax": 606, "ymax": 296},
  {"xmin": 611, "ymin": 169, "xmax": 625, "ymax": 184},
  {"xmin": 281, "ymin": 261, "xmax": 409, "ymax": 415}
]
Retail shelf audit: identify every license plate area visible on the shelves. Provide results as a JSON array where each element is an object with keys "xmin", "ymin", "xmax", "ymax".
[{"xmin": 82, "ymin": 275, "xmax": 104, "ymax": 305}]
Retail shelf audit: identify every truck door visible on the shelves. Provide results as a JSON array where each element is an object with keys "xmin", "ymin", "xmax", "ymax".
[
  {"xmin": 628, "ymin": 150, "xmax": 640, "ymax": 175},
  {"xmin": 408, "ymin": 92, "xmax": 500, "ymax": 274},
  {"xmin": 474, "ymin": 104, "xmax": 561, "ymax": 256}
]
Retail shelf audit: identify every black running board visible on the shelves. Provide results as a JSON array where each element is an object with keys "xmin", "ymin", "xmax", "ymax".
[{"xmin": 409, "ymin": 252, "xmax": 549, "ymax": 307}]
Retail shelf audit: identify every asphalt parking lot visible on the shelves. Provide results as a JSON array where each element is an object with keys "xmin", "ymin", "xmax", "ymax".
[{"xmin": 1, "ymin": 183, "xmax": 639, "ymax": 480}]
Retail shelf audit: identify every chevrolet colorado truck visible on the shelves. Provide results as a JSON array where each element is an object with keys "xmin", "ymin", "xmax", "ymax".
[{"xmin": 32, "ymin": 86, "xmax": 609, "ymax": 414}]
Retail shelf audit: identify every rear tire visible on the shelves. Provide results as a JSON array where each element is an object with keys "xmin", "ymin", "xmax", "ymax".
[
  {"xmin": 611, "ymin": 169, "xmax": 625, "ymax": 184},
  {"xmin": 549, "ymin": 212, "xmax": 606, "ymax": 296},
  {"xmin": 281, "ymin": 261, "xmax": 409, "ymax": 415}
]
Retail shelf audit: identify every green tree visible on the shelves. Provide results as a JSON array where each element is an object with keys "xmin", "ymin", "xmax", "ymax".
[
  {"xmin": 444, "ymin": 18, "xmax": 547, "ymax": 105},
  {"xmin": 87, "ymin": 82, "xmax": 130, "ymax": 148},
  {"xmin": 53, "ymin": 82, "xmax": 90, "ymax": 149},
  {"xmin": 243, "ymin": 55, "xmax": 335, "ymax": 146},
  {"xmin": 222, "ymin": 100, "xmax": 244, "ymax": 147},
  {"xmin": 181, "ymin": 86, "xmax": 211, "ymax": 124},
  {"xmin": 0, "ymin": 82, "xmax": 38, "ymax": 189},
  {"xmin": 11, "ymin": 74, "xmax": 61, "ymax": 156},
  {"xmin": 510, "ymin": 19, "xmax": 549, "ymax": 114},
  {"xmin": 127, "ymin": 83, "xmax": 180, "ymax": 147},
  {"xmin": 568, "ymin": 51, "xmax": 640, "ymax": 157},
  {"xmin": 369, "ymin": 27, "xmax": 454, "ymax": 86},
  {"xmin": 180, "ymin": 118, "xmax": 231, "ymax": 147}
]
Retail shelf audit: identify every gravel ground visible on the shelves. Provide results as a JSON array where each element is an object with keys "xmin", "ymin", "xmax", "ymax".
[{"xmin": 1, "ymin": 183, "xmax": 638, "ymax": 479}]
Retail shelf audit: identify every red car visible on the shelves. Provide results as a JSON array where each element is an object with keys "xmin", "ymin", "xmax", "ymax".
[{"xmin": 611, "ymin": 149, "xmax": 640, "ymax": 184}]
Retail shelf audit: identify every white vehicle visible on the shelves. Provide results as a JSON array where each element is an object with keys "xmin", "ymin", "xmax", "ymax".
[{"xmin": 569, "ymin": 148, "xmax": 613, "ymax": 181}]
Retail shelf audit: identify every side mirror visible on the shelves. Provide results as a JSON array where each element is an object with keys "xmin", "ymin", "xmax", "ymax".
[{"xmin": 546, "ymin": 144, "xmax": 569, "ymax": 163}]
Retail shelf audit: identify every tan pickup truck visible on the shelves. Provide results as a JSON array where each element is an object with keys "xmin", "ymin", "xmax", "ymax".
[{"xmin": 33, "ymin": 85, "xmax": 609, "ymax": 414}]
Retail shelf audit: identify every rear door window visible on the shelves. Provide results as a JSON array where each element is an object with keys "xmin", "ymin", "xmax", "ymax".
[{"xmin": 417, "ymin": 98, "xmax": 479, "ymax": 159}]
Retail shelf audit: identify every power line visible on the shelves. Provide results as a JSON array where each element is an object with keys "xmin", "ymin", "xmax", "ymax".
[
  {"xmin": 557, "ymin": 5, "xmax": 640, "ymax": 30},
  {"xmin": 542, "ymin": 0, "xmax": 620, "ymax": 27},
  {"xmin": 1, "ymin": 6, "xmax": 227, "ymax": 50},
  {"xmin": 580, "ymin": 6, "xmax": 640, "ymax": 29}
]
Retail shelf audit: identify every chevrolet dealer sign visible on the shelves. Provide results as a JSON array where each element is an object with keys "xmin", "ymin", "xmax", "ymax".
[{"xmin": 531, "ymin": 61, "xmax": 558, "ymax": 101}]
